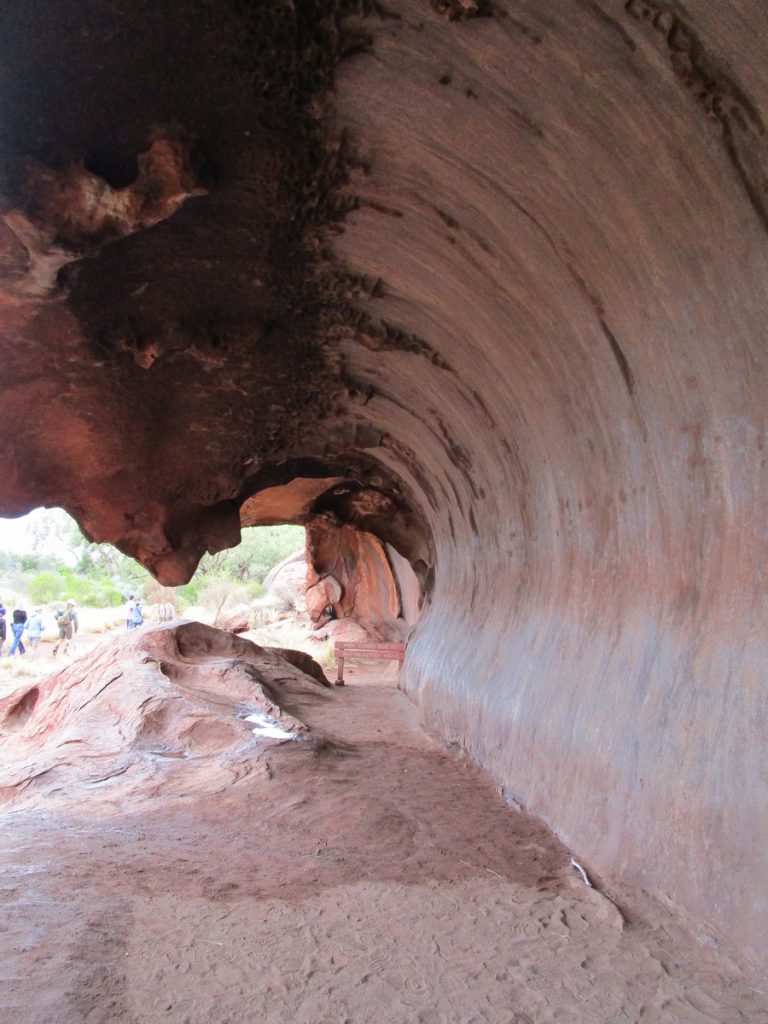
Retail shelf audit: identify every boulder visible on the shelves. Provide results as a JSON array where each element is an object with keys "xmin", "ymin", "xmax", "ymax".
[
  {"xmin": 265, "ymin": 556, "xmax": 308, "ymax": 612},
  {"xmin": 262, "ymin": 548, "xmax": 308, "ymax": 595},
  {"xmin": 306, "ymin": 523, "xmax": 404, "ymax": 640},
  {"xmin": 0, "ymin": 621, "xmax": 332, "ymax": 810},
  {"xmin": 312, "ymin": 617, "xmax": 370, "ymax": 644},
  {"xmin": 266, "ymin": 647, "xmax": 330, "ymax": 689},
  {"xmin": 221, "ymin": 604, "xmax": 251, "ymax": 634},
  {"xmin": 305, "ymin": 575, "xmax": 342, "ymax": 621}
]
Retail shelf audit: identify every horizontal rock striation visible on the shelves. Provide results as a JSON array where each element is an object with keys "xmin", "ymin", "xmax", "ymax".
[
  {"xmin": 0, "ymin": 0, "xmax": 767, "ymax": 968},
  {"xmin": 330, "ymin": 0, "xmax": 768, "ymax": 966}
]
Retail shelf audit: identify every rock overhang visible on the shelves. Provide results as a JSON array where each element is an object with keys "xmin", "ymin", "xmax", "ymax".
[
  {"xmin": 0, "ymin": 0, "xmax": 414, "ymax": 582},
  {"xmin": 1, "ymin": 0, "xmax": 767, "ymax": 970}
]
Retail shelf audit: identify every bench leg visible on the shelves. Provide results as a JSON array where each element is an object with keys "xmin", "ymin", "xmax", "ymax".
[{"xmin": 335, "ymin": 655, "xmax": 345, "ymax": 686}]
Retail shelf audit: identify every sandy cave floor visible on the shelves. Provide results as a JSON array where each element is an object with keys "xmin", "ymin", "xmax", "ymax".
[{"xmin": 0, "ymin": 663, "xmax": 766, "ymax": 1024}]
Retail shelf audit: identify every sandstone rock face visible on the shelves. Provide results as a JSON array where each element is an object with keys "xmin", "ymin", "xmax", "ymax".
[
  {"xmin": 0, "ymin": 622, "xmax": 331, "ymax": 809},
  {"xmin": 1, "ymin": 0, "xmax": 767, "ymax": 967},
  {"xmin": 307, "ymin": 522, "xmax": 408, "ymax": 640},
  {"xmin": 312, "ymin": 617, "xmax": 371, "ymax": 645},
  {"xmin": 264, "ymin": 552, "xmax": 309, "ymax": 613},
  {"xmin": 2, "ymin": 138, "xmax": 205, "ymax": 301},
  {"xmin": 306, "ymin": 574, "xmax": 343, "ymax": 622}
]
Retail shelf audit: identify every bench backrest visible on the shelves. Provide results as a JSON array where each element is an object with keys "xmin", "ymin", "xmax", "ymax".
[
  {"xmin": 335, "ymin": 640, "xmax": 405, "ymax": 658},
  {"xmin": 333, "ymin": 640, "xmax": 406, "ymax": 683}
]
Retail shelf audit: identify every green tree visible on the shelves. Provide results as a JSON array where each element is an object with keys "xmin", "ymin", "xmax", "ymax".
[
  {"xmin": 22, "ymin": 508, "xmax": 152, "ymax": 599},
  {"xmin": 218, "ymin": 525, "xmax": 304, "ymax": 583},
  {"xmin": 25, "ymin": 508, "xmax": 85, "ymax": 564},
  {"xmin": 3, "ymin": 509, "xmax": 304, "ymax": 613}
]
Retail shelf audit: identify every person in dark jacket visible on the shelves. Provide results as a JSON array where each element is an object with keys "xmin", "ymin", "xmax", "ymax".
[
  {"xmin": 0, "ymin": 609, "xmax": 6, "ymax": 657},
  {"xmin": 8, "ymin": 607, "xmax": 27, "ymax": 656}
]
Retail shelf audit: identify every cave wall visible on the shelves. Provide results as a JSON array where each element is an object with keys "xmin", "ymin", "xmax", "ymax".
[
  {"xmin": 329, "ymin": 1, "xmax": 768, "ymax": 966},
  {"xmin": 0, "ymin": 0, "xmax": 766, "ymax": 968}
]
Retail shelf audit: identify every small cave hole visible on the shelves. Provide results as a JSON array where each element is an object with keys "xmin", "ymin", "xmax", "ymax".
[
  {"xmin": 5, "ymin": 687, "xmax": 40, "ymax": 727},
  {"xmin": 83, "ymin": 152, "xmax": 139, "ymax": 190}
]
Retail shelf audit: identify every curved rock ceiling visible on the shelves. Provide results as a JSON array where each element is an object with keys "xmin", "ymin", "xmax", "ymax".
[{"xmin": 1, "ymin": 0, "xmax": 767, "ymax": 968}]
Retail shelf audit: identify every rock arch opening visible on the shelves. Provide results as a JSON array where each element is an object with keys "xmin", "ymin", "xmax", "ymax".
[{"xmin": 238, "ymin": 472, "xmax": 425, "ymax": 640}]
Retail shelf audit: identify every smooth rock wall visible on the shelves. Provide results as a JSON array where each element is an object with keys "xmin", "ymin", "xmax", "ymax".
[{"xmin": 332, "ymin": 0, "xmax": 768, "ymax": 966}]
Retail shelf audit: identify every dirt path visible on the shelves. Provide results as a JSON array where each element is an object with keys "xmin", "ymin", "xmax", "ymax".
[{"xmin": 0, "ymin": 664, "xmax": 765, "ymax": 1024}]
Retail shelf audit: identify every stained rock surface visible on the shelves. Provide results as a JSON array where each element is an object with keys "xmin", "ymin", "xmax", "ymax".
[{"xmin": 0, "ymin": 0, "xmax": 767, "ymax": 971}]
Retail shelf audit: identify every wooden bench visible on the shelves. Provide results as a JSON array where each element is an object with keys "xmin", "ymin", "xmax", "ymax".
[{"xmin": 334, "ymin": 640, "xmax": 406, "ymax": 685}]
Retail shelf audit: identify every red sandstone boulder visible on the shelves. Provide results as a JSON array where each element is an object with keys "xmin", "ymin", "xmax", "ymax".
[
  {"xmin": 221, "ymin": 606, "xmax": 251, "ymax": 634},
  {"xmin": 306, "ymin": 524, "xmax": 405, "ymax": 640},
  {"xmin": 306, "ymin": 575, "xmax": 343, "ymax": 621},
  {"xmin": 0, "ymin": 621, "xmax": 332, "ymax": 810},
  {"xmin": 313, "ymin": 617, "xmax": 370, "ymax": 644},
  {"xmin": 267, "ymin": 647, "xmax": 330, "ymax": 689},
  {"xmin": 264, "ymin": 550, "xmax": 308, "ymax": 612}
]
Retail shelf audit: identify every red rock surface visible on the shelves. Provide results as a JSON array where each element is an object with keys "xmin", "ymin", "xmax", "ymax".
[
  {"xmin": 307, "ymin": 522, "xmax": 406, "ymax": 640},
  {"xmin": 313, "ymin": 616, "xmax": 370, "ymax": 645},
  {"xmin": 220, "ymin": 608, "xmax": 251, "ymax": 634},
  {"xmin": 4, "ymin": 663, "xmax": 766, "ymax": 1023},
  {"xmin": 0, "ymin": 622, "xmax": 331, "ymax": 809},
  {"xmin": 0, "ymin": 0, "xmax": 767, "ymax": 970}
]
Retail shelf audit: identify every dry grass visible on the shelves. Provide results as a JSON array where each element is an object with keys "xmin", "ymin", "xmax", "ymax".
[
  {"xmin": 245, "ymin": 613, "xmax": 335, "ymax": 670},
  {"xmin": 0, "ymin": 648, "xmax": 53, "ymax": 698}
]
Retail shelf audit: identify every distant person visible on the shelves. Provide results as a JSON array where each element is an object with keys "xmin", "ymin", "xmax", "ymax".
[
  {"xmin": 125, "ymin": 595, "xmax": 136, "ymax": 630},
  {"xmin": 0, "ymin": 609, "xmax": 6, "ymax": 657},
  {"xmin": 53, "ymin": 601, "xmax": 78, "ymax": 657},
  {"xmin": 131, "ymin": 599, "xmax": 144, "ymax": 629},
  {"xmin": 158, "ymin": 601, "xmax": 174, "ymax": 622},
  {"xmin": 26, "ymin": 608, "xmax": 45, "ymax": 655},
  {"xmin": 8, "ymin": 607, "xmax": 28, "ymax": 656}
]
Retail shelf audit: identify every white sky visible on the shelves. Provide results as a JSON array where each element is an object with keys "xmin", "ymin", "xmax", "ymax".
[
  {"xmin": 1, "ymin": 513, "xmax": 36, "ymax": 553},
  {"xmin": 0, "ymin": 509, "xmax": 71, "ymax": 557}
]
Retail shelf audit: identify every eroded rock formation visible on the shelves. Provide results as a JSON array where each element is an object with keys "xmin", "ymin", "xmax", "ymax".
[
  {"xmin": 0, "ymin": 621, "xmax": 331, "ymax": 809},
  {"xmin": 1, "ymin": 0, "xmax": 767, "ymax": 968}
]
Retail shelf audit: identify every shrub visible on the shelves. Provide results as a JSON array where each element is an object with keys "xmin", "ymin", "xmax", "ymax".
[
  {"xmin": 198, "ymin": 578, "xmax": 250, "ymax": 626},
  {"xmin": 91, "ymin": 582, "xmax": 122, "ymax": 608},
  {"xmin": 28, "ymin": 571, "xmax": 63, "ymax": 605},
  {"xmin": 176, "ymin": 578, "xmax": 203, "ymax": 606}
]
